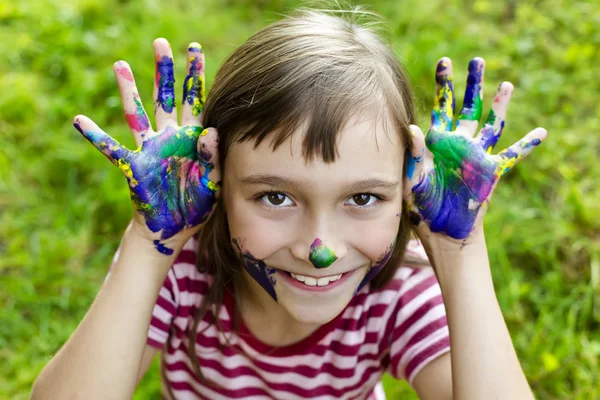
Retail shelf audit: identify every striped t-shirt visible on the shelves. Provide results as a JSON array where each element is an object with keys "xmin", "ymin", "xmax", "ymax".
[{"xmin": 113, "ymin": 237, "xmax": 450, "ymax": 399}]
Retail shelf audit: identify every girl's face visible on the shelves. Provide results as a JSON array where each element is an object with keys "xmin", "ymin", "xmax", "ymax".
[{"xmin": 224, "ymin": 114, "xmax": 404, "ymax": 325}]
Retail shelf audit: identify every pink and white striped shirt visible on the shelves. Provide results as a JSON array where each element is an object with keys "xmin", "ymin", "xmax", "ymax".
[{"xmin": 113, "ymin": 238, "xmax": 450, "ymax": 399}]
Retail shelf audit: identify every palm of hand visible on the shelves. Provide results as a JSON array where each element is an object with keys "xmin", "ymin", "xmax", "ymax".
[
  {"xmin": 122, "ymin": 126, "xmax": 217, "ymax": 239},
  {"xmin": 74, "ymin": 40, "xmax": 219, "ymax": 255},
  {"xmin": 406, "ymin": 58, "xmax": 546, "ymax": 241}
]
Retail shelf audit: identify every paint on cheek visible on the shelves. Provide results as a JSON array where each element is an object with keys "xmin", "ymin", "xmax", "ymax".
[
  {"xmin": 232, "ymin": 239, "xmax": 277, "ymax": 301},
  {"xmin": 355, "ymin": 241, "xmax": 395, "ymax": 294},
  {"xmin": 155, "ymin": 56, "xmax": 175, "ymax": 113},
  {"xmin": 125, "ymin": 94, "xmax": 150, "ymax": 132},
  {"xmin": 308, "ymin": 238, "xmax": 338, "ymax": 269},
  {"xmin": 412, "ymin": 132, "xmax": 496, "ymax": 239}
]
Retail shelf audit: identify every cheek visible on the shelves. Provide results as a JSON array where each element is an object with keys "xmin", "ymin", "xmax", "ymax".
[
  {"xmin": 225, "ymin": 196, "xmax": 293, "ymax": 258},
  {"xmin": 352, "ymin": 209, "xmax": 401, "ymax": 264}
]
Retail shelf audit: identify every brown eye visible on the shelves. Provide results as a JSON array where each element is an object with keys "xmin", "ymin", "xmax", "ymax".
[
  {"xmin": 267, "ymin": 193, "xmax": 286, "ymax": 205},
  {"xmin": 352, "ymin": 194, "xmax": 371, "ymax": 206}
]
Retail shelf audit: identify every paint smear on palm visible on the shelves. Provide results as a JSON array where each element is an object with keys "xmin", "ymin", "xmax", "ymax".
[
  {"xmin": 183, "ymin": 43, "xmax": 205, "ymax": 116},
  {"xmin": 413, "ymin": 133, "xmax": 497, "ymax": 239},
  {"xmin": 309, "ymin": 238, "xmax": 337, "ymax": 269},
  {"xmin": 232, "ymin": 238, "xmax": 277, "ymax": 301},
  {"xmin": 156, "ymin": 56, "xmax": 175, "ymax": 112},
  {"xmin": 75, "ymin": 123, "xmax": 218, "ymax": 255},
  {"xmin": 431, "ymin": 59, "xmax": 455, "ymax": 131},
  {"xmin": 355, "ymin": 241, "xmax": 395, "ymax": 294}
]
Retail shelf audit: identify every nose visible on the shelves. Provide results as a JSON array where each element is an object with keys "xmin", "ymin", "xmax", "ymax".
[{"xmin": 309, "ymin": 238, "xmax": 337, "ymax": 269}]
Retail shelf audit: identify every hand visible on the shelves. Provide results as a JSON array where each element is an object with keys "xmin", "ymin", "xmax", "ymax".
[
  {"xmin": 404, "ymin": 57, "xmax": 547, "ymax": 244},
  {"xmin": 74, "ymin": 39, "xmax": 220, "ymax": 255}
]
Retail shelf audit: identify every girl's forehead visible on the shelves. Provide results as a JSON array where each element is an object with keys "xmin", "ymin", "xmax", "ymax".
[{"xmin": 227, "ymin": 115, "xmax": 403, "ymax": 178}]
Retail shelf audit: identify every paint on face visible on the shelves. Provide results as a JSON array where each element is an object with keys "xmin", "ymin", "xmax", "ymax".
[
  {"xmin": 457, "ymin": 58, "xmax": 484, "ymax": 123},
  {"xmin": 431, "ymin": 59, "xmax": 455, "ymax": 131},
  {"xmin": 182, "ymin": 43, "xmax": 205, "ymax": 117},
  {"xmin": 75, "ymin": 123, "xmax": 219, "ymax": 253},
  {"xmin": 355, "ymin": 241, "xmax": 395, "ymax": 294},
  {"xmin": 153, "ymin": 240, "xmax": 174, "ymax": 256},
  {"xmin": 232, "ymin": 238, "xmax": 277, "ymax": 301},
  {"xmin": 124, "ymin": 93, "xmax": 150, "ymax": 132},
  {"xmin": 155, "ymin": 56, "xmax": 175, "ymax": 113},
  {"xmin": 412, "ymin": 132, "xmax": 497, "ymax": 239},
  {"xmin": 308, "ymin": 238, "xmax": 338, "ymax": 269}
]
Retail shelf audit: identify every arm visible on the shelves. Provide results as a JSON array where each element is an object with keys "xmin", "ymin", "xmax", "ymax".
[
  {"xmin": 31, "ymin": 225, "xmax": 181, "ymax": 400},
  {"xmin": 425, "ymin": 231, "xmax": 533, "ymax": 399},
  {"xmin": 32, "ymin": 38, "xmax": 219, "ymax": 399},
  {"xmin": 404, "ymin": 57, "xmax": 546, "ymax": 399}
]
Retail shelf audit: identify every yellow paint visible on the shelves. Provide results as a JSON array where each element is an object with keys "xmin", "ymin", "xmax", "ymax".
[
  {"xmin": 117, "ymin": 159, "xmax": 138, "ymax": 186},
  {"xmin": 207, "ymin": 180, "xmax": 220, "ymax": 191}
]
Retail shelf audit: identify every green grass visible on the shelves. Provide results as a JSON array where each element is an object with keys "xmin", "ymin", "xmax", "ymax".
[{"xmin": 1, "ymin": 0, "xmax": 599, "ymax": 398}]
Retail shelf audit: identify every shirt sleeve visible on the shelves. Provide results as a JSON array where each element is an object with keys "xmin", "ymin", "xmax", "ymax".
[
  {"xmin": 387, "ymin": 266, "xmax": 451, "ymax": 385},
  {"xmin": 105, "ymin": 235, "xmax": 198, "ymax": 350}
]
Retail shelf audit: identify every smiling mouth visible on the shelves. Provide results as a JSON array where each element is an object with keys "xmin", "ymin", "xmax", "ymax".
[{"xmin": 278, "ymin": 269, "xmax": 358, "ymax": 291}]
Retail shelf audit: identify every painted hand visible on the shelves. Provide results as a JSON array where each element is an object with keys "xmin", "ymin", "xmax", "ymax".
[
  {"xmin": 74, "ymin": 39, "xmax": 220, "ymax": 255},
  {"xmin": 404, "ymin": 57, "xmax": 547, "ymax": 242}
]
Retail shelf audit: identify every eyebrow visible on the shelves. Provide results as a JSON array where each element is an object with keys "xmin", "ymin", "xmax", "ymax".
[{"xmin": 239, "ymin": 173, "xmax": 400, "ymax": 193}]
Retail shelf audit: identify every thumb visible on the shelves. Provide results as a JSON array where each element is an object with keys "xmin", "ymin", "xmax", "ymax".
[
  {"xmin": 198, "ymin": 127, "xmax": 221, "ymax": 191},
  {"xmin": 404, "ymin": 124, "xmax": 426, "ymax": 195}
]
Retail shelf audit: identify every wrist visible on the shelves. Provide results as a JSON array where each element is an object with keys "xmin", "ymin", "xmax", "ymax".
[
  {"xmin": 120, "ymin": 221, "xmax": 187, "ymax": 275},
  {"xmin": 417, "ymin": 228, "xmax": 490, "ymax": 283}
]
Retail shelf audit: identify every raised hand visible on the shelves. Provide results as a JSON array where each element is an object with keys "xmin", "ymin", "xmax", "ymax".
[
  {"xmin": 404, "ymin": 57, "xmax": 547, "ymax": 242},
  {"xmin": 74, "ymin": 39, "xmax": 219, "ymax": 255}
]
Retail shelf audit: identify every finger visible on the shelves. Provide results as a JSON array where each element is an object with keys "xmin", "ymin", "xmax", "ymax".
[
  {"xmin": 455, "ymin": 57, "xmax": 485, "ymax": 138},
  {"xmin": 404, "ymin": 125, "xmax": 426, "ymax": 188},
  {"xmin": 153, "ymin": 38, "xmax": 177, "ymax": 131},
  {"xmin": 475, "ymin": 82, "xmax": 514, "ymax": 153},
  {"xmin": 73, "ymin": 115, "xmax": 132, "ymax": 164},
  {"xmin": 495, "ymin": 127, "xmax": 547, "ymax": 177},
  {"xmin": 113, "ymin": 61, "xmax": 152, "ymax": 147},
  {"xmin": 198, "ymin": 127, "xmax": 221, "ymax": 192},
  {"xmin": 181, "ymin": 42, "xmax": 206, "ymax": 126},
  {"xmin": 431, "ymin": 57, "xmax": 455, "ymax": 132}
]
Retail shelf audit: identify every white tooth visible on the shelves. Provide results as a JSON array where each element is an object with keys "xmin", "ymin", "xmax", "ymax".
[
  {"xmin": 317, "ymin": 277, "xmax": 331, "ymax": 286},
  {"xmin": 303, "ymin": 277, "xmax": 317, "ymax": 286},
  {"xmin": 328, "ymin": 274, "xmax": 342, "ymax": 281},
  {"xmin": 291, "ymin": 273, "xmax": 306, "ymax": 282}
]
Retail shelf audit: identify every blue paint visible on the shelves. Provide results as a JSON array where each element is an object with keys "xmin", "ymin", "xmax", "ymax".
[
  {"xmin": 154, "ymin": 240, "xmax": 174, "ymax": 255},
  {"xmin": 232, "ymin": 239, "xmax": 278, "ymax": 301},
  {"xmin": 156, "ymin": 56, "xmax": 175, "ymax": 113}
]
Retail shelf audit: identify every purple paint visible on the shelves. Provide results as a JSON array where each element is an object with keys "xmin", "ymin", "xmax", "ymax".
[
  {"xmin": 232, "ymin": 239, "xmax": 277, "ymax": 301},
  {"xmin": 355, "ymin": 241, "xmax": 395, "ymax": 294},
  {"xmin": 155, "ymin": 56, "xmax": 175, "ymax": 112}
]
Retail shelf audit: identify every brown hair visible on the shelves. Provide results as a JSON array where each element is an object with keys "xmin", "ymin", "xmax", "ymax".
[{"xmin": 188, "ymin": 8, "xmax": 416, "ymax": 385}]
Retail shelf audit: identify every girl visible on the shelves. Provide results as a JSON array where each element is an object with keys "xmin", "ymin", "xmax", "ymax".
[{"xmin": 32, "ymin": 9, "xmax": 547, "ymax": 400}]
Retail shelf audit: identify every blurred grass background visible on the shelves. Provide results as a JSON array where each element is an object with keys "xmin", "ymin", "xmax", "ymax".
[{"xmin": 1, "ymin": 0, "xmax": 599, "ymax": 398}]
